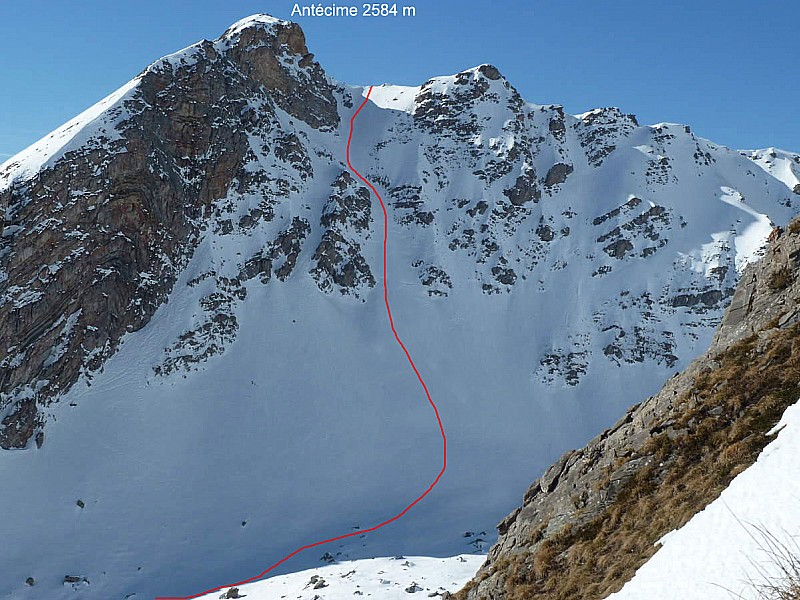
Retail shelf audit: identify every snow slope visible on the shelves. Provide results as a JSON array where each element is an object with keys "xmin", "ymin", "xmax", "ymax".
[
  {"xmin": 1, "ymin": 14, "xmax": 799, "ymax": 600},
  {"xmin": 195, "ymin": 555, "xmax": 484, "ymax": 600},
  {"xmin": 608, "ymin": 400, "xmax": 800, "ymax": 599},
  {"xmin": 746, "ymin": 147, "xmax": 800, "ymax": 192},
  {"xmin": 365, "ymin": 84, "xmax": 419, "ymax": 112}
]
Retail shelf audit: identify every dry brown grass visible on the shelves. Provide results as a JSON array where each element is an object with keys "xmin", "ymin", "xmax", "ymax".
[{"xmin": 460, "ymin": 324, "xmax": 800, "ymax": 600}]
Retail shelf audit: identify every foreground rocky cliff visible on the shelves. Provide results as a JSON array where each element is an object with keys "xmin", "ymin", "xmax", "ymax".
[{"xmin": 458, "ymin": 218, "xmax": 800, "ymax": 599}]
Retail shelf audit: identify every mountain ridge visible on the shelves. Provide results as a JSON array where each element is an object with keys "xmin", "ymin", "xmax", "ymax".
[{"xmin": 457, "ymin": 217, "xmax": 800, "ymax": 599}]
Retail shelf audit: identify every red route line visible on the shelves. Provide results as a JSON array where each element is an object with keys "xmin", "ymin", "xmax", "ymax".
[{"xmin": 155, "ymin": 85, "xmax": 448, "ymax": 600}]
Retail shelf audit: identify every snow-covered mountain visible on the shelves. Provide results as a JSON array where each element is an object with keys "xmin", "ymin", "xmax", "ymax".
[{"xmin": 1, "ymin": 14, "xmax": 799, "ymax": 600}]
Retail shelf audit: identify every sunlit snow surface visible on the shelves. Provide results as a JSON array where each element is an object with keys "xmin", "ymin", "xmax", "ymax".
[
  {"xmin": 197, "ymin": 555, "xmax": 484, "ymax": 599},
  {"xmin": 718, "ymin": 186, "xmax": 775, "ymax": 272},
  {"xmin": 362, "ymin": 84, "xmax": 419, "ymax": 113},
  {"xmin": 747, "ymin": 147, "xmax": 800, "ymax": 191},
  {"xmin": 609, "ymin": 400, "xmax": 800, "ymax": 599}
]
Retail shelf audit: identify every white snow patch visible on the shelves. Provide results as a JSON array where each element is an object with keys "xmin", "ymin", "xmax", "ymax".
[
  {"xmin": 609, "ymin": 400, "xmax": 800, "ymax": 600},
  {"xmin": 746, "ymin": 147, "xmax": 800, "ymax": 190},
  {"xmin": 719, "ymin": 186, "xmax": 774, "ymax": 271},
  {"xmin": 197, "ymin": 555, "xmax": 485, "ymax": 600},
  {"xmin": 223, "ymin": 13, "xmax": 287, "ymax": 37},
  {"xmin": 367, "ymin": 84, "xmax": 420, "ymax": 113}
]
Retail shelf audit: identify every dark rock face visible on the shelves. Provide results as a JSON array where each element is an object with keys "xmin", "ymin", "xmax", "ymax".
[
  {"xmin": 535, "ymin": 224, "xmax": 555, "ymax": 242},
  {"xmin": 413, "ymin": 65, "xmax": 524, "ymax": 141},
  {"xmin": 594, "ymin": 202, "xmax": 671, "ymax": 262},
  {"xmin": 458, "ymin": 217, "xmax": 800, "ymax": 599},
  {"xmin": 604, "ymin": 238, "xmax": 633, "ymax": 259},
  {"xmin": 219, "ymin": 19, "xmax": 339, "ymax": 131},
  {"xmin": 311, "ymin": 231, "xmax": 375, "ymax": 296},
  {"xmin": 0, "ymin": 72, "xmax": 222, "ymax": 446},
  {"xmin": 576, "ymin": 107, "xmax": 638, "ymax": 167},
  {"xmin": 670, "ymin": 288, "xmax": 731, "ymax": 309},
  {"xmin": 537, "ymin": 351, "xmax": 588, "ymax": 387},
  {"xmin": 0, "ymin": 17, "xmax": 337, "ymax": 449},
  {"xmin": 477, "ymin": 64, "xmax": 502, "ymax": 80},
  {"xmin": 543, "ymin": 162, "xmax": 573, "ymax": 187},
  {"xmin": 275, "ymin": 133, "xmax": 313, "ymax": 179},
  {"xmin": 417, "ymin": 263, "xmax": 453, "ymax": 297},
  {"xmin": 593, "ymin": 197, "xmax": 641, "ymax": 226},
  {"xmin": 273, "ymin": 217, "xmax": 312, "ymax": 281},
  {"xmin": 601, "ymin": 325, "xmax": 678, "ymax": 368},
  {"xmin": 0, "ymin": 399, "xmax": 37, "ymax": 449},
  {"xmin": 548, "ymin": 112, "xmax": 566, "ymax": 140},
  {"xmin": 320, "ymin": 172, "xmax": 372, "ymax": 233},
  {"xmin": 388, "ymin": 185, "xmax": 435, "ymax": 227},
  {"xmin": 503, "ymin": 172, "xmax": 541, "ymax": 206},
  {"xmin": 491, "ymin": 265, "xmax": 517, "ymax": 286},
  {"xmin": 310, "ymin": 172, "xmax": 375, "ymax": 297}
]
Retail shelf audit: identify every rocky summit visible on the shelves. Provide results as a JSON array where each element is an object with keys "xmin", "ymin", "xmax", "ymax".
[{"xmin": 1, "ymin": 14, "xmax": 799, "ymax": 600}]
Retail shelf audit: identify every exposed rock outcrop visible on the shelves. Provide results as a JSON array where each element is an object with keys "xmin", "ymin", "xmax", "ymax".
[
  {"xmin": 310, "ymin": 171, "xmax": 375, "ymax": 297},
  {"xmin": 543, "ymin": 162, "xmax": 573, "ymax": 187}
]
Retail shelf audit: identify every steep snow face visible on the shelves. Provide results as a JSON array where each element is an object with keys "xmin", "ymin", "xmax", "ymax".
[
  {"xmin": 196, "ymin": 555, "xmax": 484, "ymax": 600},
  {"xmin": 608, "ymin": 400, "xmax": 800, "ymax": 600},
  {"xmin": 1, "ymin": 16, "xmax": 799, "ymax": 600},
  {"xmin": 746, "ymin": 147, "xmax": 800, "ymax": 192},
  {"xmin": 366, "ymin": 84, "xmax": 420, "ymax": 112}
]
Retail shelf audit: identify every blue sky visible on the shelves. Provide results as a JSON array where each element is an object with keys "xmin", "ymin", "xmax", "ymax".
[{"xmin": 1, "ymin": 0, "xmax": 798, "ymax": 159}]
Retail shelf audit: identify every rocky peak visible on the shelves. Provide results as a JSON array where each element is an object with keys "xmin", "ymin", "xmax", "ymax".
[
  {"xmin": 476, "ymin": 63, "xmax": 503, "ymax": 81},
  {"xmin": 413, "ymin": 64, "xmax": 525, "ymax": 138},
  {"xmin": 219, "ymin": 14, "xmax": 291, "ymax": 40},
  {"xmin": 0, "ymin": 14, "xmax": 340, "ymax": 449},
  {"xmin": 216, "ymin": 13, "xmax": 311, "ymax": 64},
  {"xmin": 574, "ymin": 107, "xmax": 639, "ymax": 167},
  {"xmin": 140, "ymin": 14, "xmax": 339, "ymax": 131},
  {"xmin": 410, "ymin": 63, "xmax": 535, "ymax": 211},
  {"xmin": 578, "ymin": 106, "xmax": 639, "ymax": 128},
  {"xmin": 417, "ymin": 64, "xmax": 523, "ymax": 107}
]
